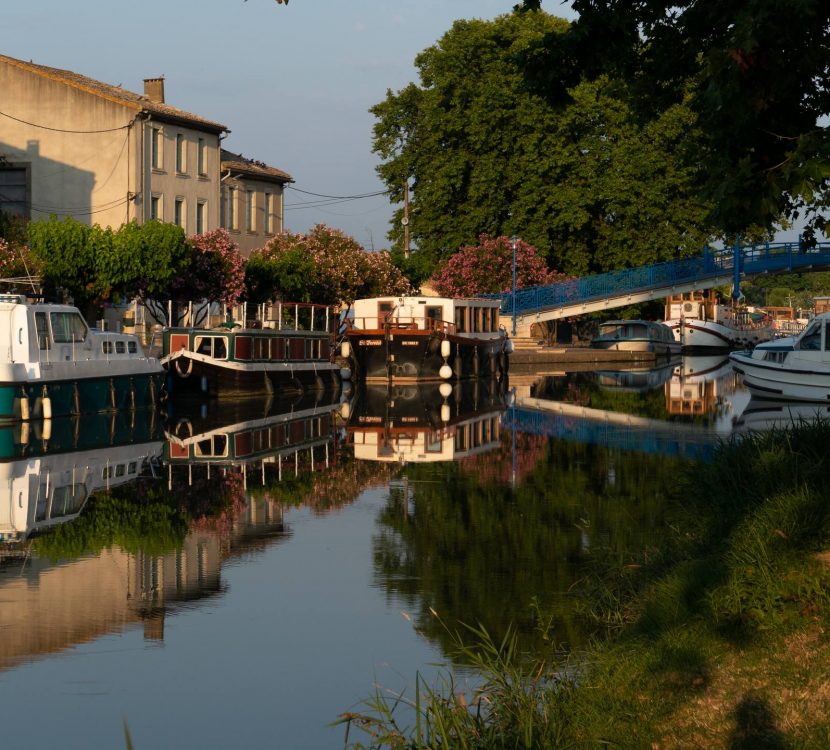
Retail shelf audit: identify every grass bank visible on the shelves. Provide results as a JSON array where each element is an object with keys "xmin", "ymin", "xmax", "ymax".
[{"xmin": 341, "ymin": 420, "xmax": 830, "ymax": 748}]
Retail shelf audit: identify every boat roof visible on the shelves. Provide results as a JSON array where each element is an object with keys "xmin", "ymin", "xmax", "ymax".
[{"xmin": 354, "ymin": 295, "xmax": 502, "ymax": 307}]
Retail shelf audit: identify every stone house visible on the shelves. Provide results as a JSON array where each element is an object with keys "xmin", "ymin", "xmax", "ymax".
[{"xmin": 0, "ymin": 54, "xmax": 291, "ymax": 256}]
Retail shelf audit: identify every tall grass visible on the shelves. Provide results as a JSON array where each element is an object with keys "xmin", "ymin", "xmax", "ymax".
[{"xmin": 342, "ymin": 419, "xmax": 830, "ymax": 748}]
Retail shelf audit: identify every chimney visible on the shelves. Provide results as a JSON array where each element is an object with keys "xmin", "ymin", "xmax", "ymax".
[{"xmin": 143, "ymin": 77, "xmax": 165, "ymax": 103}]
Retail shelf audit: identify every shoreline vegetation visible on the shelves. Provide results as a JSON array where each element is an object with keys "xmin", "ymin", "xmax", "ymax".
[{"xmin": 341, "ymin": 419, "xmax": 830, "ymax": 748}]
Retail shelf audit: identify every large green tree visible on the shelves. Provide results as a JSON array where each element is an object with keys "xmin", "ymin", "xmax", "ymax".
[
  {"xmin": 371, "ymin": 11, "xmax": 714, "ymax": 276},
  {"xmin": 517, "ymin": 0, "xmax": 830, "ymax": 239}
]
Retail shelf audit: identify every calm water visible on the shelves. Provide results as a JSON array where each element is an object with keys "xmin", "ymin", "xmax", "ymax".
[{"xmin": 0, "ymin": 356, "xmax": 818, "ymax": 748}]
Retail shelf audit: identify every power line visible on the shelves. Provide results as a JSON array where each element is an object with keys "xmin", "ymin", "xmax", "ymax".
[
  {"xmin": 0, "ymin": 109, "xmax": 134, "ymax": 134},
  {"xmin": 286, "ymin": 186, "xmax": 390, "ymax": 200}
]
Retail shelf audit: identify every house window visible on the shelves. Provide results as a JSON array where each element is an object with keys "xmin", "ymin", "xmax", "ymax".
[
  {"xmin": 174, "ymin": 198, "xmax": 185, "ymax": 228},
  {"xmin": 196, "ymin": 200, "xmax": 206, "ymax": 234},
  {"xmin": 151, "ymin": 127, "xmax": 163, "ymax": 170},
  {"xmin": 227, "ymin": 187, "xmax": 237, "ymax": 230},
  {"xmin": 246, "ymin": 190, "xmax": 255, "ymax": 232},
  {"xmin": 175, "ymin": 134, "xmax": 186, "ymax": 174},
  {"xmin": 150, "ymin": 194, "xmax": 162, "ymax": 220},
  {"xmin": 197, "ymin": 138, "xmax": 207, "ymax": 176},
  {"xmin": 264, "ymin": 192, "xmax": 273, "ymax": 234},
  {"xmin": 0, "ymin": 166, "xmax": 28, "ymax": 218}
]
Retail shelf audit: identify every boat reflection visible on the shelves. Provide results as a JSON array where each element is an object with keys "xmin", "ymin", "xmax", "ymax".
[
  {"xmin": 733, "ymin": 399, "xmax": 830, "ymax": 433},
  {"xmin": 345, "ymin": 380, "xmax": 508, "ymax": 463},
  {"xmin": 0, "ymin": 411, "xmax": 163, "ymax": 544},
  {"xmin": 164, "ymin": 390, "xmax": 342, "ymax": 484},
  {"xmin": 665, "ymin": 355, "xmax": 737, "ymax": 420},
  {"xmin": 595, "ymin": 360, "xmax": 677, "ymax": 393}
]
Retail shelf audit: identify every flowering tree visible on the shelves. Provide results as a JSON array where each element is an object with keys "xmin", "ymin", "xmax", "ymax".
[
  {"xmin": 143, "ymin": 228, "xmax": 245, "ymax": 326},
  {"xmin": 246, "ymin": 224, "xmax": 411, "ymax": 306},
  {"xmin": 430, "ymin": 234, "xmax": 569, "ymax": 297}
]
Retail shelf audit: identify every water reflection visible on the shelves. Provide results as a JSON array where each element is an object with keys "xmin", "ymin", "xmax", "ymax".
[
  {"xmin": 346, "ymin": 381, "xmax": 507, "ymax": 464},
  {"xmin": 733, "ymin": 399, "xmax": 830, "ymax": 432}
]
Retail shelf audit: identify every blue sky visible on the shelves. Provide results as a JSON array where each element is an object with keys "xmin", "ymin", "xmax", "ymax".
[{"xmin": 4, "ymin": 0, "xmax": 576, "ymax": 250}]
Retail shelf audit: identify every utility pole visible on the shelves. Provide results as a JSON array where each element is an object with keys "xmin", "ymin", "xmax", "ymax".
[{"xmin": 402, "ymin": 181, "xmax": 410, "ymax": 259}]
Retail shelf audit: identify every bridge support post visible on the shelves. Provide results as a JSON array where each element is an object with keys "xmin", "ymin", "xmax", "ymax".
[{"xmin": 732, "ymin": 238, "xmax": 742, "ymax": 301}]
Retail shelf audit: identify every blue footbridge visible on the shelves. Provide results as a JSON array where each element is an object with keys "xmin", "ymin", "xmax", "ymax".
[{"xmin": 494, "ymin": 241, "xmax": 830, "ymax": 335}]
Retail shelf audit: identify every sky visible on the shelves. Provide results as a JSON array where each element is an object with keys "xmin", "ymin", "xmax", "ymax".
[{"xmin": 3, "ymin": 0, "xmax": 576, "ymax": 251}]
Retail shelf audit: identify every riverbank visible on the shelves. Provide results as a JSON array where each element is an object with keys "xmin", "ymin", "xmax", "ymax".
[{"xmin": 343, "ymin": 419, "xmax": 830, "ymax": 748}]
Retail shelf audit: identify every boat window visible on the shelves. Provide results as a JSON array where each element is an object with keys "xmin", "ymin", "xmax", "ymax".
[
  {"xmin": 128, "ymin": 341, "xmax": 137, "ymax": 354},
  {"xmin": 455, "ymin": 306, "xmax": 465, "ymax": 333},
  {"xmin": 426, "ymin": 306, "xmax": 442, "ymax": 329},
  {"xmin": 50, "ymin": 312, "xmax": 88, "ymax": 343},
  {"xmin": 103, "ymin": 341, "xmax": 114, "ymax": 354},
  {"xmin": 35, "ymin": 312, "xmax": 50, "ymax": 350},
  {"xmin": 798, "ymin": 321, "xmax": 821, "ymax": 350},
  {"xmin": 194, "ymin": 336, "xmax": 228, "ymax": 359},
  {"xmin": 378, "ymin": 301, "xmax": 393, "ymax": 325},
  {"xmin": 825, "ymin": 322, "xmax": 830, "ymax": 351},
  {"xmin": 115, "ymin": 341, "xmax": 126, "ymax": 354}
]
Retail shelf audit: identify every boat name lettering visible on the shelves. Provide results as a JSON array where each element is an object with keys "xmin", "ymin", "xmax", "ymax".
[
  {"xmin": 358, "ymin": 416, "xmax": 383, "ymax": 423},
  {"xmin": 401, "ymin": 341, "xmax": 420, "ymax": 347},
  {"xmin": 359, "ymin": 339, "xmax": 383, "ymax": 346}
]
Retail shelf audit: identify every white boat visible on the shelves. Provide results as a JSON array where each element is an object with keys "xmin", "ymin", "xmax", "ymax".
[
  {"xmin": 729, "ymin": 313, "xmax": 830, "ymax": 401},
  {"xmin": 590, "ymin": 319, "xmax": 681, "ymax": 356},
  {"xmin": 343, "ymin": 296, "xmax": 511, "ymax": 382},
  {"xmin": 0, "ymin": 294, "xmax": 164, "ymax": 422},
  {"xmin": 665, "ymin": 292, "xmax": 773, "ymax": 350},
  {"xmin": 732, "ymin": 399, "xmax": 830, "ymax": 432}
]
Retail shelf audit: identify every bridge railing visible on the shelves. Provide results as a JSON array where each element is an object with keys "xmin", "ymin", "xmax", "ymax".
[{"xmin": 491, "ymin": 241, "xmax": 830, "ymax": 316}]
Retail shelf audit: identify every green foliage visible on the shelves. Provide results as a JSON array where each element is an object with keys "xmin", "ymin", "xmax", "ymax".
[
  {"xmin": 245, "ymin": 244, "xmax": 317, "ymax": 304},
  {"xmin": 518, "ymin": 0, "xmax": 830, "ymax": 236},
  {"xmin": 33, "ymin": 486, "xmax": 189, "ymax": 562},
  {"xmin": 371, "ymin": 12, "xmax": 714, "ymax": 276},
  {"xmin": 111, "ymin": 220, "xmax": 189, "ymax": 297},
  {"xmin": 28, "ymin": 216, "xmax": 99, "ymax": 306}
]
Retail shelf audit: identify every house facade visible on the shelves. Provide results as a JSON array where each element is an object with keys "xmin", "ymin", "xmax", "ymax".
[
  {"xmin": 0, "ymin": 54, "xmax": 289, "ymax": 250},
  {"xmin": 220, "ymin": 149, "xmax": 292, "ymax": 257}
]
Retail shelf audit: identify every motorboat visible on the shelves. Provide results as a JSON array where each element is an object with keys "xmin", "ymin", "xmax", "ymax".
[
  {"xmin": 590, "ymin": 320, "xmax": 681, "ymax": 356},
  {"xmin": 665, "ymin": 291, "xmax": 772, "ymax": 350},
  {"xmin": 729, "ymin": 313, "xmax": 830, "ymax": 401}
]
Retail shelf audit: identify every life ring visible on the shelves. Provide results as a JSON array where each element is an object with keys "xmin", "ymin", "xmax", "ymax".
[
  {"xmin": 175, "ymin": 418, "xmax": 193, "ymax": 440},
  {"xmin": 174, "ymin": 357, "xmax": 193, "ymax": 378}
]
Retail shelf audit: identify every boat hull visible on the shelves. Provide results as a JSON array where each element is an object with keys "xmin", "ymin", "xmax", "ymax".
[
  {"xmin": 346, "ymin": 329, "xmax": 509, "ymax": 383},
  {"xmin": 729, "ymin": 350, "xmax": 830, "ymax": 401},
  {"xmin": 0, "ymin": 372, "xmax": 164, "ymax": 423},
  {"xmin": 590, "ymin": 340, "xmax": 681, "ymax": 356},
  {"xmin": 163, "ymin": 350, "xmax": 341, "ymax": 398},
  {"xmin": 666, "ymin": 319, "xmax": 772, "ymax": 350}
]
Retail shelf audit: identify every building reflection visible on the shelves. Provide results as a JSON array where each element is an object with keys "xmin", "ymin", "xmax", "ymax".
[
  {"xmin": 345, "ymin": 380, "xmax": 508, "ymax": 464},
  {"xmin": 0, "ymin": 393, "xmax": 344, "ymax": 671},
  {"xmin": 664, "ymin": 355, "xmax": 736, "ymax": 419}
]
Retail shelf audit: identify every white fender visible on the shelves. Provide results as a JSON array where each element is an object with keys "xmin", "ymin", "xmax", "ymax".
[
  {"xmin": 439, "ymin": 364, "xmax": 453, "ymax": 380},
  {"xmin": 440, "ymin": 340, "xmax": 451, "ymax": 359}
]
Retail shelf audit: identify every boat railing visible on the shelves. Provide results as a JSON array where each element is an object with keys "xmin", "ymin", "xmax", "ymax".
[
  {"xmin": 233, "ymin": 301, "xmax": 337, "ymax": 334},
  {"xmin": 347, "ymin": 316, "xmax": 458, "ymax": 335}
]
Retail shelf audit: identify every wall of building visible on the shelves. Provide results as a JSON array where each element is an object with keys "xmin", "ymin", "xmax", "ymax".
[{"xmin": 221, "ymin": 175, "xmax": 285, "ymax": 257}]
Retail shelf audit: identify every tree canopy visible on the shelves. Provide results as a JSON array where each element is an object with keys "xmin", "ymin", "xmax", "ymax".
[
  {"xmin": 371, "ymin": 11, "xmax": 715, "ymax": 276},
  {"xmin": 517, "ymin": 0, "xmax": 830, "ymax": 239}
]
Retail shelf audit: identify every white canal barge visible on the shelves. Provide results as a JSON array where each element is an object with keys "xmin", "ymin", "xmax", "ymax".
[
  {"xmin": 343, "ymin": 296, "xmax": 512, "ymax": 382},
  {"xmin": 0, "ymin": 294, "xmax": 163, "ymax": 422}
]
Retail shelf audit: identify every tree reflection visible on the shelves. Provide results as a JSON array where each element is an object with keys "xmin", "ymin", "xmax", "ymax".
[{"xmin": 372, "ymin": 430, "xmax": 684, "ymax": 661}]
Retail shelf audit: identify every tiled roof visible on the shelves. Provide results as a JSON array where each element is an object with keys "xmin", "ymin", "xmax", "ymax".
[
  {"xmin": 0, "ymin": 54, "xmax": 228, "ymax": 133},
  {"xmin": 221, "ymin": 149, "xmax": 293, "ymax": 184}
]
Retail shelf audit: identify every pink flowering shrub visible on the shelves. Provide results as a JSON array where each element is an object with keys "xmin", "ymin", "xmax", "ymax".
[
  {"xmin": 253, "ymin": 224, "xmax": 411, "ymax": 305},
  {"xmin": 169, "ymin": 228, "xmax": 246, "ymax": 306},
  {"xmin": 430, "ymin": 234, "xmax": 569, "ymax": 297}
]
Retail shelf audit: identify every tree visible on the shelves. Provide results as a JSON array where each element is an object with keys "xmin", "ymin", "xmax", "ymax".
[
  {"xmin": 517, "ymin": 0, "xmax": 830, "ymax": 238},
  {"xmin": 371, "ymin": 11, "xmax": 714, "ymax": 276},
  {"xmin": 430, "ymin": 234, "xmax": 568, "ymax": 297},
  {"xmin": 247, "ymin": 224, "xmax": 411, "ymax": 306}
]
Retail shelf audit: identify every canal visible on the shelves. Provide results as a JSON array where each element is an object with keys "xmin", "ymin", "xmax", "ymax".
[{"xmin": 0, "ymin": 355, "xmax": 819, "ymax": 748}]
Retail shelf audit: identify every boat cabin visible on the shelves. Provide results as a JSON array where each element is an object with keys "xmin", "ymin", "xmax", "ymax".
[{"xmin": 350, "ymin": 296, "xmax": 503, "ymax": 337}]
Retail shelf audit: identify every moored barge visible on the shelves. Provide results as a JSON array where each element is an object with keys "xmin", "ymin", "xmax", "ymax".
[
  {"xmin": 343, "ymin": 296, "xmax": 511, "ymax": 382},
  {"xmin": 161, "ymin": 302, "xmax": 342, "ymax": 398}
]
